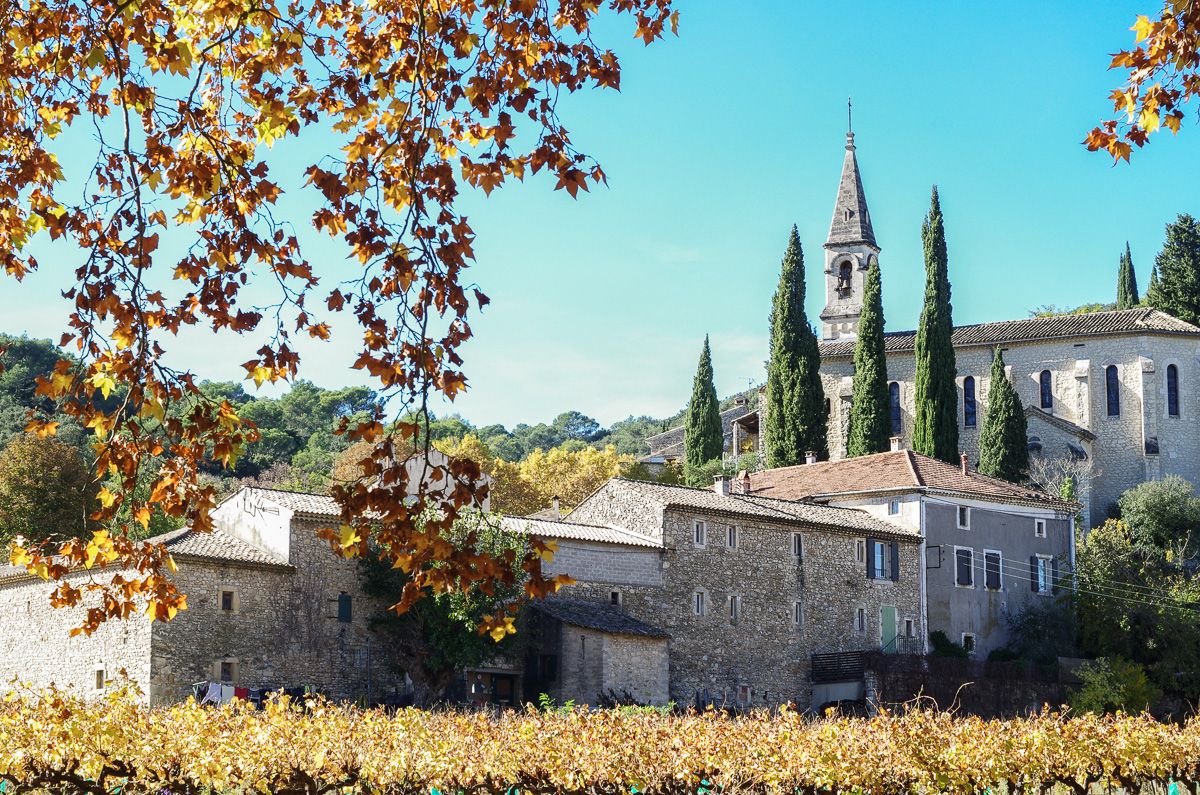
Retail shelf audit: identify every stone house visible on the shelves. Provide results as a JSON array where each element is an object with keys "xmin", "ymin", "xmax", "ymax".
[
  {"xmin": 747, "ymin": 447, "xmax": 1078, "ymax": 657},
  {"xmin": 534, "ymin": 477, "xmax": 924, "ymax": 709},
  {"xmin": 642, "ymin": 396, "xmax": 760, "ymax": 468},
  {"xmin": 0, "ymin": 487, "xmax": 414, "ymax": 705}
]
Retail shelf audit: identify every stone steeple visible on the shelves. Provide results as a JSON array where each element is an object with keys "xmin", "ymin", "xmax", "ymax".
[{"xmin": 819, "ymin": 110, "xmax": 881, "ymax": 341}]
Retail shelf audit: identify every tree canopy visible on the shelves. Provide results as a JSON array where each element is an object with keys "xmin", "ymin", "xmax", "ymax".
[
  {"xmin": 977, "ymin": 348, "xmax": 1029, "ymax": 483},
  {"xmin": 683, "ymin": 336, "xmax": 723, "ymax": 471},
  {"xmin": 0, "ymin": 0, "xmax": 677, "ymax": 634},
  {"xmin": 846, "ymin": 259, "xmax": 890, "ymax": 457},
  {"xmin": 1116, "ymin": 243, "xmax": 1139, "ymax": 310},
  {"xmin": 1146, "ymin": 214, "xmax": 1200, "ymax": 325},
  {"xmin": 912, "ymin": 187, "xmax": 958, "ymax": 464},
  {"xmin": 0, "ymin": 435, "xmax": 98, "ymax": 543}
]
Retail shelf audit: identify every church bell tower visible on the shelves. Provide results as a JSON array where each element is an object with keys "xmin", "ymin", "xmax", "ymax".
[{"xmin": 819, "ymin": 104, "xmax": 879, "ymax": 342}]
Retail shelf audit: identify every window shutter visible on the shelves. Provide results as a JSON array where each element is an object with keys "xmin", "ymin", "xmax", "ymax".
[
  {"xmin": 890, "ymin": 541, "xmax": 900, "ymax": 581},
  {"xmin": 1051, "ymin": 558, "xmax": 1060, "ymax": 594},
  {"xmin": 1030, "ymin": 556, "xmax": 1038, "ymax": 593},
  {"xmin": 866, "ymin": 538, "xmax": 876, "ymax": 579}
]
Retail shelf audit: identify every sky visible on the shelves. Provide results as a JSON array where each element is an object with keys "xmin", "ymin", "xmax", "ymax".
[{"xmin": 3, "ymin": 1, "xmax": 1199, "ymax": 430}]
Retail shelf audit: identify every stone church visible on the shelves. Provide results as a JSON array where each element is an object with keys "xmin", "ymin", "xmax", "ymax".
[{"xmin": 650, "ymin": 126, "xmax": 1200, "ymax": 530}]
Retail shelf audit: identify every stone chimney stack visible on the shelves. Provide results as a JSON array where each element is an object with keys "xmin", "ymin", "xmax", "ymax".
[
  {"xmin": 738, "ymin": 470, "xmax": 752, "ymax": 495},
  {"xmin": 889, "ymin": 436, "xmax": 903, "ymax": 452},
  {"xmin": 960, "ymin": 453, "xmax": 969, "ymax": 476},
  {"xmin": 805, "ymin": 451, "xmax": 817, "ymax": 465},
  {"xmin": 713, "ymin": 475, "xmax": 730, "ymax": 496},
  {"xmin": 551, "ymin": 495, "xmax": 561, "ymax": 519}
]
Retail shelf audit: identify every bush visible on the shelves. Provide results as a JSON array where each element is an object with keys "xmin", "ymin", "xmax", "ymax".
[
  {"xmin": 3, "ymin": 687, "xmax": 1200, "ymax": 793},
  {"xmin": 928, "ymin": 630, "xmax": 969, "ymax": 659},
  {"xmin": 1070, "ymin": 657, "xmax": 1162, "ymax": 715}
]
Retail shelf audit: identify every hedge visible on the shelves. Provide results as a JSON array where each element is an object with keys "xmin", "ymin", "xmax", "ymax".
[{"xmin": 1, "ymin": 687, "xmax": 1199, "ymax": 794}]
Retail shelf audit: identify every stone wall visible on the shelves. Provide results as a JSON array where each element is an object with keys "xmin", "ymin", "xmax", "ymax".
[
  {"xmin": 543, "ymin": 539, "xmax": 663, "ymax": 587},
  {"xmin": 0, "ymin": 570, "xmax": 153, "ymax": 700},
  {"xmin": 555, "ymin": 624, "xmax": 669, "ymax": 706},
  {"xmin": 150, "ymin": 517, "xmax": 408, "ymax": 705}
]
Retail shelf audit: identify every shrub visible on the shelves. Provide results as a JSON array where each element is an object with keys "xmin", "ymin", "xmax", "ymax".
[
  {"xmin": 1070, "ymin": 657, "xmax": 1162, "ymax": 715},
  {"xmin": 928, "ymin": 630, "xmax": 969, "ymax": 659}
]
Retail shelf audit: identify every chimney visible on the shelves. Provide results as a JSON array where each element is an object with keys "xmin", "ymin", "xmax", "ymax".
[
  {"xmin": 712, "ymin": 475, "xmax": 730, "ymax": 496},
  {"xmin": 738, "ymin": 470, "xmax": 752, "ymax": 495},
  {"xmin": 960, "ymin": 453, "xmax": 969, "ymax": 476},
  {"xmin": 551, "ymin": 495, "xmax": 561, "ymax": 519},
  {"xmin": 889, "ymin": 436, "xmax": 903, "ymax": 452},
  {"xmin": 805, "ymin": 451, "xmax": 817, "ymax": 465}
]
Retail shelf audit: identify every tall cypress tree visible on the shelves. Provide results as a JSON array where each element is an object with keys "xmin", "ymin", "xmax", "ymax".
[
  {"xmin": 912, "ymin": 187, "xmax": 959, "ymax": 464},
  {"xmin": 684, "ymin": 335, "xmax": 723, "ymax": 469},
  {"xmin": 1116, "ymin": 242, "xmax": 1139, "ymax": 310},
  {"xmin": 1147, "ymin": 263, "xmax": 1162, "ymax": 308},
  {"xmin": 1147, "ymin": 214, "xmax": 1200, "ymax": 324},
  {"xmin": 846, "ymin": 259, "xmax": 890, "ymax": 457},
  {"xmin": 978, "ymin": 347, "xmax": 1029, "ymax": 483},
  {"xmin": 764, "ymin": 226, "xmax": 828, "ymax": 467}
]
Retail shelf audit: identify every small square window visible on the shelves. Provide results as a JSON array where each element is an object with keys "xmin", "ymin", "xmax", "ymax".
[
  {"xmin": 693, "ymin": 521, "xmax": 707, "ymax": 548},
  {"xmin": 792, "ymin": 533, "xmax": 803, "ymax": 558},
  {"xmin": 855, "ymin": 606, "xmax": 867, "ymax": 632},
  {"xmin": 726, "ymin": 525, "xmax": 738, "ymax": 549},
  {"xmin": 94, "ymin": 668, "xmax": 105, "ymax": 691},
  {"xmin": 609, "ymin": 590, "xmax": 621, "ymax": 606},
  {"xmin": 693, "ymin": 591, "xmax": 706, "ymax": 617},
  {"xmin": 793, "ymin": 601, "xmax": 804, "ymax": 626},
  {"xmin": 957, "ymin": 506, "xmax": 971, "ymax": 529},
  {"xmin": 220, "ymin": 590, "xmax": 235, "ymax": 612},
  {"xmin": 728, "ymin": 594, "xmax": 741, "ymax": 621},
  {"xmin": 888, "ymin": 499, "xmax": 901, "ymax": 516},
  {"xmin": 904, "ymin": 618, "xmax": 914, "ymax": 638},
  {"xmin": 855, "ymin": 538, "xmax": 866, "ymax": 565},
  {"xmin": 1035, "ymin": 519, "xmax": 1047, "ymax": 538},
  {"xmin": 961, "ymin": 633, "xmax": 976, "ymax": 655},
  {"xmin": 219, "ymin": 661, "xmax": 235, "ymax": 682}
]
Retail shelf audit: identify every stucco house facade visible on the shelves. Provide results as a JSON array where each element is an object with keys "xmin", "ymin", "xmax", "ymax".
[{"xmin": 747, "ymin": 448, "xmax": 1077, "ymax": 658}]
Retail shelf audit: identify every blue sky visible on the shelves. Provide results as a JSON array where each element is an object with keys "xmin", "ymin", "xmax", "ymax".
[{"xmin": 3, "ymin": 1, "xmax": 1198, "ymax": 430}]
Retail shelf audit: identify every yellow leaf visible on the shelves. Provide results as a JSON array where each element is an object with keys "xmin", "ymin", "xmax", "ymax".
[
  {"xmin": 89, "ymin": 371, "xmax": 116, "ymax": 400},
  {"xmin": 338, "ymin": 524, "xmax": 362, "ymax": 556},
  {"xmin": 97, "ymin": 488, "xmax": 118, "ymax": 509},
  {"xmin": 134, "ymin": 507, "xmax": 151, "ymax": 530},
  {"xmin": 139, "ymin": 398, "xmax": 165, "ymax": 423},
  {"xmin": 9, "ymin": 547, "xmax": 32, "ymax": 567},
  {"xmin": 1132, "ymin": 14, "xmax": 1153, "ymax": 43},
  {"xmin": 1140, "ymin": 107, "xmax": 1160, "ymax": 133}
]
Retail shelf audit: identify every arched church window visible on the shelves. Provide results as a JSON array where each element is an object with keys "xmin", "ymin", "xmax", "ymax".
[
  {"xmin": 1167, "ymin": 364, "xmax": 1180, "ymax": 417},
  {"xmin": 1105, "ymin": 365, "xmax": 1120, "ymax": 417},
  {"xmin": 889, "ymin": 382, "xmax": 902, "ymax": 435},
  {"xmin": 837, "ymin": 261, "xmax": 852, "ymax": 292},
  {"xmin": 1039, "ymin": 370, "xmax": 1053, "ymax": 410},
  {"xmin": 963, "ymin": 377, "xmax": 976, "ymax": 428}
]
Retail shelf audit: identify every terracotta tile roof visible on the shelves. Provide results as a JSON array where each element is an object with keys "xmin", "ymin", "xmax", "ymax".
[
  {"xmin": 819, "ymin": 308, "xmax": 1200, "ymax": 358},
  {"xmin": 533, "ymin": 597, "xmax": 669, "ymax": 638},
  {"xmin": 748, "ymin": 450, "xmax": 1075, "ymax": 511},
  {"xmin": 602, "ymin": 479, "xmax": 919, "ymax": 540},
  {"xmin": 0, "ymin": 527, "xmax": 289, "ymax": 584},
  {"xmin": 502, "ymin": 516, "xmax": 663, "ymax": 549}
]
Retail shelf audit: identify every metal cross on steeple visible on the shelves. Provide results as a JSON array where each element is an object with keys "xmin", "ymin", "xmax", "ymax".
[{"xmin": 848, "ymin": 96, "xmax": 853, "ymax": 133}]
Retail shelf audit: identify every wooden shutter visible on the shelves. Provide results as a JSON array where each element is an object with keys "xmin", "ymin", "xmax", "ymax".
[
  {"xmin": 866, "ymin": 538, "xmax": 877, "ymax": 579},
  {"xmin": 1051, "ymin": 558, "xmax": 1060, "ymax": 594},
  {"xmin": 1030, "ymin": 556, "xmax": 1038, "ymax": 593},
  {"xmin": 889, "ymin": 541, "xmax": 900, "ymax": 581}
]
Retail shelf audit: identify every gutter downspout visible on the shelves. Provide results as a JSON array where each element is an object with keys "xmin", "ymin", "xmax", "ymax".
[
  {"xmin": 919, "ymin": 496, "xmax": 929, "ymax": 655},
  {"xmin": 1068, "ymin": 512, "xmax": 1077, "ymax": 589}
]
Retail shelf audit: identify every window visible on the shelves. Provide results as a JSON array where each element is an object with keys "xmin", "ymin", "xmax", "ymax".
[
  {"xmin": 609, "ymin": 590, "xmax": 621, "ymax": 606},
  {"xmin": 887, "ymin": 499, "xmax": 901, "ymax": 516},
  {"xmin": 1168, "ymin": 364, "xmax": 1180, "ymax": 417},
  {"xmin": 855, "ymin": 606, "xmax": 867, "ymax": 632},
  {"xmin": 961, "ymin": 633, "xmax": 976, "ymax": 655},
  {"xmin": 337, "ymin": 593, "xmax": 352, "ymax": 623},
  {"xmin": 219, "ymin": 660, "xmax": 236, "ymax": 682},
  {"xmin": 726, "ymin": 525, "xmax": 738, "ymax": 550},
  {"xmin": 1106, "ymin": 365, "xmax": 1120, "ymax": 416},
  {"xmin": 693, "ymin": 521, "xmax": 707, "ymax": 548},
  {"xmin": 889, "ymin": 382, "xmax": 902, "ymax": 435},
  {"xmin": 837, "ymin": 261, "xmax": 852, "ymax": 291},
  {"xmin": 955, "ymin": 547, "xmax": 974, "ymax": 587},
  {"xmin": 693, "ymin": 590, "xmax": 706, "ymax": 617},
  {"xmin": 1031, "ymin": 555, "xmax": 1057, "ymax": 595},
  {"xmin": 792, "ymin": 532, "xmax": 804, "ymax": 559},
  {"xmin": 1040, "ymin": 370, "xmax": 1053, "ymax": 410},
  {"xmin": 94, "ymin": 668, "xmax": 105, "ymax": 691},
  {"xmin": 219, "ymin": 589, "xmax": 236, "ymax": 612},
  {"xmin": 793, "ymin": 601, "xmax": 804, "ymax": 626},
  {"xmin": 957, "ymin": 505, "xmax": 970, "ymax": 529},
  {"xmin": 984, "ymin": 550, "xmax": 1002, "ymax": 591},
  {"xmin": 904, "ymin": 618, "xmax": 915, "ymax": 638},
  {"xmin": 728, "ymin": 594, "xmax": 741, "ymax": 621},
  {"xmin": 855, "ymin": 538, "xmax": 866, "ymax": 565},
  {"xmin": 866, "ymin": 539, "xmax": 900, "ymax": 581},
  {"xmin": 963, "ymin": 376, "xmax": 977, "ymax": 427},
  {"xmin": 1035, "ymin": 519, "xmax": 1047, "ymax": 538}
]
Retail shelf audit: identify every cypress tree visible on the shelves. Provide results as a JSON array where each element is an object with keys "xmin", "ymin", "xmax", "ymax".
[
  {"xmin": 912, "ymin": 186, "xmax": 959, "ymax": 464},
  {"xmin": 684, "ymin": 335, "xmax": 723, "ymax": 469},
  {"xmin": 1116, "ymin": 242, "xmax": 1139, "ymax": 310},
  {"xmin": 1147, "ymin": 263, "xmax": 1162, "ymax": 308},
  {"xmin": 764, "ymin": 226, "xmax": 828, "ymax": 467},
  {"xmin": 846, "ymin": 259, "xmax": 890, "ymax": 457},
  {"xmin": 978, "ymin": 347, "xmax": 1029, "ymax": 483},
  {"xmin": 1147, "ymin": 214, "xmax": 1200, "ymax": 324}
]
